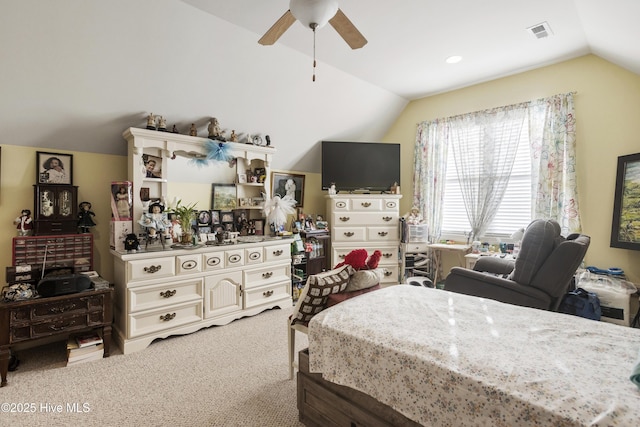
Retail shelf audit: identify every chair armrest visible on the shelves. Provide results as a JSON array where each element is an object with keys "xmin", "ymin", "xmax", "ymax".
[
  {"xmin": 473, "ymin": 256, "xmax": 515, "ymax": 275},
  {"xmin": 444, "ymin": 267, "xmax": 551, "ymax": 310}
]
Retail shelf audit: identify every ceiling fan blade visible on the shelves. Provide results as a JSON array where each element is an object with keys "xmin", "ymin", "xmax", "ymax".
[
  {"xmin": 329, "ymin": 8, "xmax": 367, "ymax": 49},
  {"xmin": 258, "ymin": 10, "xmax": 297, "ymax": 45}
]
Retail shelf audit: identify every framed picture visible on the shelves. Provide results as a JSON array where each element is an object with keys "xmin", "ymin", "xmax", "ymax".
[
  {"xmin": 237, "ymin": 173, "xmax": 247, "ymax": 184},
  {"xmin": 142, "ymin": 154, "xmax": 162, "ymax": 179},
  {"xmin": 36, "ymin": 151, "xmax": 73, "ymax": 185},
  {"xmin": 254, "ymin": 219, "xmax": 264, "ymax": 236},
  {"xmin": 610, "ymin": 152, "xmax": 640, "ymax": 250},
  {"xmin": 212, "ymin": 184, "xmax": 237, "ymax": 210},
  {"xmin": 271, "ymin": 172, "xmax": 305, "ymax": 207},
  {"xmin": 139, "ymin": 187, "xmax": 150, "ymax": 201},
  {"xmin": 211, "ymin": 210, "xmax": 220, "ymax": 224},
  {"xmin": 221, "ymin": 211, "xmax": 234, "ymax": 223},
  {"xmin": 197, "ymin": 210, "xmax": 212, "ymax": 226}
]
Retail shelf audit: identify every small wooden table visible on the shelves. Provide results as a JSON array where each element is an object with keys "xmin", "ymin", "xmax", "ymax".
[
  {"xmin": 428, "ymin": 243, "xmax": 471, "ymax": 285},
  {"xmin": 0, "ymin": 288, "xmax": 113, "ymax": 387}
]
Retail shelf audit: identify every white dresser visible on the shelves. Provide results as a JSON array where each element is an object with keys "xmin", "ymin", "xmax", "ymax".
[
  {"xmin": 111, "ymin": 239, "xmax": 292, "ymax": 354},
  {"xmin": 326, "ymin": 194, "xmax": 402, "ymax": 285}
]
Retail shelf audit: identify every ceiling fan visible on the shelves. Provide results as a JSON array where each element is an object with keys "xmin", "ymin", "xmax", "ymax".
[{"xmin": 258, "ymin": 0, "xmax": 367, "ymax": 50}]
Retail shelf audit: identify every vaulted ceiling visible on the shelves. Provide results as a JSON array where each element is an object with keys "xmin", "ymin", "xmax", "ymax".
[
  {"xmin": 183, "ymin": 0, "xmax": 640, "ymax": 99},
  {"xmin": 1, "ymin": 1, "xmax": 638, "ymax": 172}
]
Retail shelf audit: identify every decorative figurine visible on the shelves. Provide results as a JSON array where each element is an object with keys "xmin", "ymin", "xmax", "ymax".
[
  {"xmin": 114, "ymin": 185, "xmax": 132, "ymax": 219},
  {"xmin": 405, "ymin": 207, "xmax": 423, "ymax": 225},
  {"xmin": 229, "ymin": 130, "xmax": 238, "ymax": 142},
  {"xmin": 208, "ymin": 117, "xmax": 224, "ymax": 140},
  {"xmin": 189, "ymin": 123, "xmax": 197, "ymax": 137},
  {"xmin": 146, "ymin": 113, "xmax": 156, "ymax": 130},
  {"xmin": 265, "ymin": 135, "xmax": 271, "ymax": 146},
  {"xmin": 77, "ymin": 201, "xmax": 97, "ymax": 233},
  {"xmin": 171, "ymin": 124, "xmax": 179, "ymax": 134},
  {"xmin": 124, "ymin": 233, "xmax": 140, "ymax": 253},
  {"xmin": 14, "ymin": 209, "xmax": 33, "ymax": 236},
  {"xmin": 157, "ymin": 116, "xmax": 167, "ymax": 132},
  {"xmin": 328, "ymin": 183, "xmax": 337, "ymax": 195}
]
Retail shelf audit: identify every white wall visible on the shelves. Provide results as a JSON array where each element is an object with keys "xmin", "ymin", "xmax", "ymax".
[{"xmin": 0, "ymin": 0, "xmax": 408, "ymax": 172}]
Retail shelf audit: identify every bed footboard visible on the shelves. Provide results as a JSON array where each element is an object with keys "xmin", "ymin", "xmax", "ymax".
[{"xmin": 297, "ymin": 349, "xmax": 420, "ymax": 427}]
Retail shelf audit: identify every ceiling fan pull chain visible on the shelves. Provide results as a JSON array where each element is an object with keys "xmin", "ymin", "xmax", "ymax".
[{"xmin": 312, "ymin": 25, "xmax": 317, "ymax": 82}]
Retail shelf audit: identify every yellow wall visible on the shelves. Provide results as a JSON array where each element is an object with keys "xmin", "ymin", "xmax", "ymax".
[
  {"xmin": 382, "ymin": 54, "xmax": 640, "ymax": 283},
  {"xmin": 0, "ymin": 146, "xmax": 128, "ymax": 283}
]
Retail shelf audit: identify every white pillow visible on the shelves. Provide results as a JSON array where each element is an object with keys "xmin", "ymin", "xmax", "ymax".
[{"xmin": 345, "ymin": 269, "xmax": 383, "ymax": 292}]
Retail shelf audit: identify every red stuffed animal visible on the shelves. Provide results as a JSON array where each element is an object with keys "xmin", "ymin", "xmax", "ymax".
[{"xmin": 334, "ymin": 248, "xmax": 382, "ymax": 270}]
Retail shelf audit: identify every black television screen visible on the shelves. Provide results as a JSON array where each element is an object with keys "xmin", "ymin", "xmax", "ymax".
[{"xmin": 321, "ymin": 141, "xmax": 400, "ymax": 192}]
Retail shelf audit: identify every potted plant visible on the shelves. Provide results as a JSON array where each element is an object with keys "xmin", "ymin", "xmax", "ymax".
[{"xmin": 169, "ymin": 200, "xmax": 198, "ymax": 244}]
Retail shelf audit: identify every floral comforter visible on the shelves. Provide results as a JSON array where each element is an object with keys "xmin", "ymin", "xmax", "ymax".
[{"xmin": 308, "ymin": 285, "xmax": 640, "ymax": 426}]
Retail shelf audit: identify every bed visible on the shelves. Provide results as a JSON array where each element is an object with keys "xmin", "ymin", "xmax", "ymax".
[{"xmin": 300, "ymin": 285, "xmax": 640, "ymax": 426}]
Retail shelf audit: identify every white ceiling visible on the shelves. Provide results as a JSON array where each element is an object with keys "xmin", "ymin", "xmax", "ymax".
[{"xmin": 182, "ymin": 0, "xmax": 640, "ymax": 100}]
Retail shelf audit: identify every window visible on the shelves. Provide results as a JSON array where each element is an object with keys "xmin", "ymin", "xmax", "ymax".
[{"xmin": 441, "ymin": 121, "xmax": 532, "ymax": 237}]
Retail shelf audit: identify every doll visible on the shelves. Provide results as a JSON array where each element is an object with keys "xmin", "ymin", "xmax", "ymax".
[
  {"xmin": 14, "ymin": 209, "xmax": 33, "ymax": 236},
  {"xmin": 77, "ymin": 202, "xmax": 97, "ymax": 233}
]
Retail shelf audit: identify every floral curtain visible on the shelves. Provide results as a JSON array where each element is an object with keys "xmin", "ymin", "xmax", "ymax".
[
  {"xmin": 414, "ymin": 92, "xmax": 581, "ymax": 238},
  {"xmin": 448, "ymin": 105, "xmax": 528, "ymax": 239},
  {"xmin": 528, "ymin": 92, "xmax": 581, "ymax": 234},
  {"xmin": 413, "ymin": 120, "xmax": 448, "ymax": 242}
]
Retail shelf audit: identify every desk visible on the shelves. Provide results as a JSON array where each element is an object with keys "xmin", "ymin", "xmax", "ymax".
[
  {"xmin": 0, "ymin": 288, "xmax": 113, "ymax": 387},
  {"xmin": 428, "ymin": 243, "xmax": 471, "ymax": 284}
]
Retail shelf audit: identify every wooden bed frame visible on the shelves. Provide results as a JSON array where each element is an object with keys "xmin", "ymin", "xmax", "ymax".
[{"xmin": 297, "ymin": 349, "xmax": 421, "ymax": 427}]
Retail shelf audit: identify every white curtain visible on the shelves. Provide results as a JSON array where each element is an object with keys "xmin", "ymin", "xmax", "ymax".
[{"xmin": 448, "ymin": 104, "xmax": 528, "ymax": 239}]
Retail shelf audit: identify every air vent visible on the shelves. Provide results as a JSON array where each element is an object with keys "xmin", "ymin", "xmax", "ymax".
[{"xmin": 527, "ymin": 21, "xmax": 553, "ymax": 39}]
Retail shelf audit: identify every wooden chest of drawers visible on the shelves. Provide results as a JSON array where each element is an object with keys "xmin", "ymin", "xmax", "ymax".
[{"xmin": 0, "ymin": 288, "xmax": 113, "ymax": 387}]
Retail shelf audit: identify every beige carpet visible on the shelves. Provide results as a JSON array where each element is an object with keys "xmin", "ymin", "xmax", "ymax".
[{"xmin": 4, "ymin": 306, "xmax": 308, "ymax": 427}]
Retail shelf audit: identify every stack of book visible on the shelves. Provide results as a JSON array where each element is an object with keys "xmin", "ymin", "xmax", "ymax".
[{"xmin": 66, "ymin": 332, "xmax": 104, "ymax": 366}]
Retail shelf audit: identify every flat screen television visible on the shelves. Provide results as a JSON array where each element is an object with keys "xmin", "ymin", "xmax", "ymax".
[{"xmin": 321, "ymin": 141, "xmax": 400, "ymax": 192}]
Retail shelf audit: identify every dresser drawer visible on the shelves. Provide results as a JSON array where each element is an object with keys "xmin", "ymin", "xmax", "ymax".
[
  {"xmin": 244, "ymin": 281, "xmax": 290, "ymax": 309},
  {"xmin": 350, "ymin": 198, "xmax": 383, "ymax": 211},
  {"xmin": 128, "ymin": 278, "xmax": 203, "ymax": 313},
  {"xmin": 203, "ymin": 251, "xmax": 224, "ymax": 271},
  {"xmin": 128, "ymin": 300, "xmax": 203, "ymax": 338},
  {"xmin": 243, "ymin": 263, "xmax": 290, "ymax": 289},
  {"xmin": 224, "ymin": 248, "xmax": 245, "ymax": 267},
  {"xmin": 332, "ymin": 212, "xmax": 398, "ymax": 227},
  {"xmin": 333, "ymin": 246, "xmax": 397, "ymax": 265},
  {"xmin": 379, "ymin": 265, "xmax": 399, "ymax": 284},
  {"xmin": 332, "ymin": 227, "xmax": 366, "ymax": 242},
  {"xmin": 10, "ymin": 293, "xmax": 104, "ymax": 323},
  {"xmin": 128, "ymin": 257, "xmax": 176, "ymax": 282},
  {"xmin": 367, "ymin": 226, "xmax": 399, "ymax": 242},
  {"xmin": 12, "ymin": 311, "xmax": 104, "ymax": 342},
  {"xmin": 245, "ymin": 247, "xmax": 263, "ymax": 265},
  {"xmin": 176, "ymin": 254, "xmax": 202, "ymax": 275},
  {"xmin": 264, "ymin": 243, "xmax": 290, "ymax": 262}
]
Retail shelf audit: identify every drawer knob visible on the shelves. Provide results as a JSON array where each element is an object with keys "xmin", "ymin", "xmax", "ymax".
[
  {"xmin": 249, "ymin": 252, "xmax": 261, "ymax": 260},
  {"xmin": 144, "ymin": 265, "xmax": 162, "ymax": 274},
  {"xmin": 339, "ymin": 216, "xmax": 350, "ymax": 222},
  {"xmin": 344, "ymin": 232, "xmax": 354, "ymax": 237},
  {"xmin": 228, "ymin": 254, "xmax": 241, "ymax": 263},
  {"xmin": 181, "ymin": 260, "xmax": 197, "ymax": 270},
  {"xmin": 263, "ymin": 290, "xmax": 274, "ymax": 297},
  {"xmin": 384, "ymin": 270, "xmax": 393, "ymax": 277},
  {"xmin": 262, "ymin": 272, "xmax": 273, "ymax": 279},
  {"xmin": 361, "ymin": 202, "xmax": 371, "ymax": 207},
  {"xmin": 160, "ymin": 290, "xmax": 176, "ymax": 298},
  {"xmin": 206, "ymin": 257, "xmax": 221, "ymax": 266},
  {"xmin": 378, "ymin": 231, "xmax": 388, "ymax": 236},
  {"xmin": 272, "ymin": 250, "xmax": 283, "ymax": 256},
  {"xmin": 383, "ymin": 252, "xmax": 393, "ymax": 258},
  {"xmin": 382, "ymin": 216, "xmax": 393, "ymax": 222},
  {"xmin": 160, "ymin": 313, "xmax": 176, "ymax": 321}
]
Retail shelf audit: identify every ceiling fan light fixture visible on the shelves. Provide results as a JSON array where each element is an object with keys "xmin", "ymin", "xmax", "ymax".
[{"xmin": 290, "ymin": 0, "xmax": 338, "ymax": 30}]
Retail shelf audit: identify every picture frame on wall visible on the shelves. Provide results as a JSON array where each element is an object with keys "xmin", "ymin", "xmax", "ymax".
[
  {"xmin": 211, "ymin": 184, "xmax": 237, "ymax": 210},
  {"xmin": 271, "ymin": 172, "xmax": 305, "ymax": 207},
  {"xmin": 141, "ymin": 154, "xmax": 162, "ymax": 179},
  {"xmin": 610, "ymin": 152, "xmax": 640, "ymax": 250},
  {"xmin": 36, "ymin": 151, "xmax": 73, "ymax": 185}
]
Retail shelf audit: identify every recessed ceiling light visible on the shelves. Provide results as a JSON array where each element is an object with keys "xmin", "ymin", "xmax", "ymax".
[{"xmin": 446, "ymin": 55, "xmax": 462, "ymax": 64}]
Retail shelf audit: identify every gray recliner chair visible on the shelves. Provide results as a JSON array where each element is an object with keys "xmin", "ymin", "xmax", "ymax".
[{"xmin": 444, "ymin": 219, "xmax": 590, "ymax": 311}]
